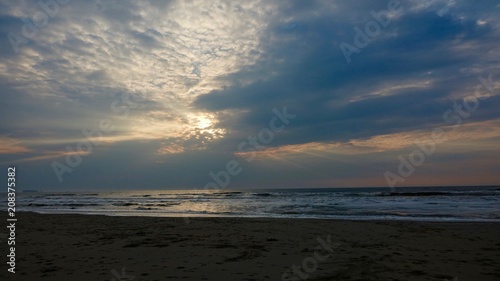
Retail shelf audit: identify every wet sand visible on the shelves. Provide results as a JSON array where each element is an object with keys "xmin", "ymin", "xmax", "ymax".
[{"xmin": 1, "ymin": 212, "xmax": 499, "ymax": 281}]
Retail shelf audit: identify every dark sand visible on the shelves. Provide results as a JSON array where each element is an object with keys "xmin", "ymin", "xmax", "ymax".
[{"xmin": 1, "ymin": 212, "xmax": 499, "ymax": 281}]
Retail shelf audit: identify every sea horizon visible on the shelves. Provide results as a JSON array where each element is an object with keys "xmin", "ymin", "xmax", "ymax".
[{"xmin": 14, "ymin": 184, "xmax": 500, "ymax": 193}]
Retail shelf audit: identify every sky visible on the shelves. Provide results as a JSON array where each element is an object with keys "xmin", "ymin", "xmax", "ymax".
[{"xmin": 0, "ymin": 0, "xmax": 499, "ymax": 191}]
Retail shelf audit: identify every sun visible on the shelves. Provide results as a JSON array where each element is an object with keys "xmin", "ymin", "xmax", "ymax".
[{"xmin": 197, "ymin": 116, "xmax": 212, "ymax": 129}]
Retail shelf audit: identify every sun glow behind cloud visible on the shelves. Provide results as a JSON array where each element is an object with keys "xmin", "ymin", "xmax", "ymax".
[{"xmin": 0, "ymin": 0, "xmax": 276, "ymax": 156}]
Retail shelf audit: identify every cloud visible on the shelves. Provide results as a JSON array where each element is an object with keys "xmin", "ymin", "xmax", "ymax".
[
  {"xmin": 0, "ymin": 137, "xmax": 31, "ymax": 154},
  {"xmin": 0, "ymin": 0, "xmax": 274, "ymax": 151},
  {"xmin": 234, "ymin": 120, "xmax": 500, "ymax": 160},
  {"xmin": 193, "ymin": 0, "xmax": 500, "ymax": 149}
]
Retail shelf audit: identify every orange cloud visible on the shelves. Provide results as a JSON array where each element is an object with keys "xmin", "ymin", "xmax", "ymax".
[
  {"xmin": 234, "ymin": 120, "xmax": 500, "ymax": 159},
  {"xmin": 0, "ymin": 137, "xmax": 31, "ymax": 154}
]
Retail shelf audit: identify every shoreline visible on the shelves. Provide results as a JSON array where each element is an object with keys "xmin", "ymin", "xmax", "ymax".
[
  {"xmin": 17, "ymin": 210, "xmax": 500, "ymax": 223},
  {"xmin": 2, "ymin": 212, "xmax": 499, "ymax": 280}
]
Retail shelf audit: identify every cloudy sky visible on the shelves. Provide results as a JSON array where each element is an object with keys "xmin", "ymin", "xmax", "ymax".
[{"xmin": 1, "ymin": 0, "xmax": 499, "ymax": 191}]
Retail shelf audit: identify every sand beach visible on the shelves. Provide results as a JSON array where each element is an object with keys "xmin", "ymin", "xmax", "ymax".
[{"xmin": 1, "ymin": 212, "xmax": 499, "ymax": 281}]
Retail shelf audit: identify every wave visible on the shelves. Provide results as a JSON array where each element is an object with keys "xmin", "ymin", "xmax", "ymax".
[
  {"xmin": 112, "ymin": 202, "xmax": 139, "ymax": 206},
  {"xmin": 143, "ymin": 203, "xmax": 181, "ymax": 207},
  {"xmin": 212, "ymin": 191, "xmax": 243, "ymax": 196},
  {"xmin": 252, "ymin": 192, "xmax": 273, "ymax": 197},
  {"xmin": 382, "ymin": 191, "xmax": 500, "ymax": 197},
  {"xmin": 26, "ymin": 203, "xmax": 99, "ymax": 207}
]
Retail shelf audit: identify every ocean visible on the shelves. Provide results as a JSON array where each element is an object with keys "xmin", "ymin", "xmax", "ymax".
[{"xmin": 7, "ymin": 186, "xmax": 500, "ymax": 222}]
